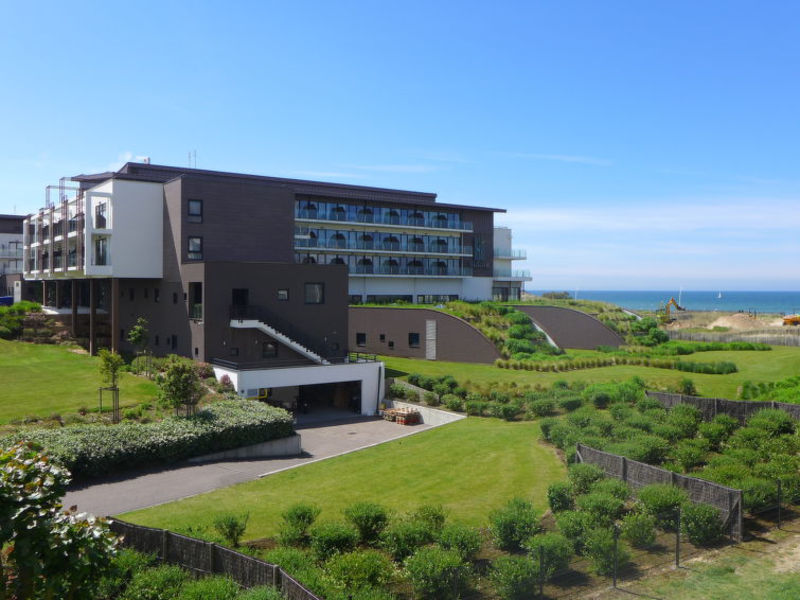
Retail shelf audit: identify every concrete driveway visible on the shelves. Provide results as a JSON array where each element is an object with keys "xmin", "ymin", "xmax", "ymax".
[{"xmin": 62, "ymin": 416, "xmax": 438, "ymax": 517}]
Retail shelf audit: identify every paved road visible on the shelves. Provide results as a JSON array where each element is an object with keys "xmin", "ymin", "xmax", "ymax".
[{"xmin": 63, "ymin": 417, "xmax": 437, "ymax": 517}]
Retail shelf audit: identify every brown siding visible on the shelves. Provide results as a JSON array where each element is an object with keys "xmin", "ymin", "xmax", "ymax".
[
  {"xmin": 462, "ymin": 209, "xmax": 495, "ymax": 277},
  {"xmin": 349, "ymin": 307, "xmax": 501, "ymax": 364}
]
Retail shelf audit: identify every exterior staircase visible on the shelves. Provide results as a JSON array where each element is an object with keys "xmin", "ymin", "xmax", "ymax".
[{"xmin": 229, "ymin": 318, "xmax": 329, "ymax": 365}]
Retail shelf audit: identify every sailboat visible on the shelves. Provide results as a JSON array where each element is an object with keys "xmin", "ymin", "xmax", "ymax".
[{"xmin": 717, "ymin": 291, "xmax": 723, "ymax": 299}]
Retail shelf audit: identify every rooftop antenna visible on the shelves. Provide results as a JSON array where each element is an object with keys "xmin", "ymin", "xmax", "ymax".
[{"xmin": 188, "ymin": 150, "xmax": 197, "ymax": 168}]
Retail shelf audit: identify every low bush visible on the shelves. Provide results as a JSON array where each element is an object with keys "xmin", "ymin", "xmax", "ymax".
[
  {"xmin": 747, "ymin": 409, "xmax": 796, "ymax": 436},
  {"xmin": 423, "ymin": 391, "xmax": 440, "ymax": 406},
  {"xmin": 489, "ymin": 497, "xmax": 541, "ymax": 551},
  {"xmin": 576, "ymin": 492, "xmax": 625, "ymax": 528},
  {"xmin": 405, "ymin": 547, "xmax": 469, "ymax": 600},
  {"xmin": 96, "ymin": 549, "xmax": 157, "ymax": 599},
  {"xmin": 235, "ymin": 587, "xmax": 284, "ymax": 600},
  {"xmin": 5, "ymin": 400, "xmax": 293, "ymax": 480},
  {"xmin": 439, "ymin": 523, "xmax": 482, "ymax": 561},
  {"xmin": 442, "ymin": 394, "xmax": 464, "ymax": 412},
  {"xmin": 344, "ymin": 502, "xmax": 389, "ymax": 545},
  {"xmin": 673, "ymin": 439, "xmax": 708, "ymax": 472},
  {"xmin": 529, "ymin": 398, "xmax": 556, "ymax": 417},
  {"xmin": 637, "ymin": 484, "xmax": 688, "ymax": 530},
  {"xmin": 176, "ymin": 575, "xmax": 239, "ymax": 600},
  {"xmin": 524, "ymin": 532, "xmax": 572, "ymax": 579},
  {"xmin": 555, "ymin": 510, "xmax": 591, "ymax": 554},
  {"xmin": 547, "ymin": 481, "xmax": 574, "ymax": 513},
  {"xmin": 212, "ymin": 512, "xmax": 249, "ymax": 547},
  {"xmin": 410, "ymin": 504, "xmax": 447, "ymax": 535},
  {"xmin": 681, "ymin": 503, "xmax": 724, "ymax": 546},
  {"xmin": 490, "ymin": 555, "xmax": 538, "ymax": 600},
  {"xmin": 381, "ymin": 521, "xmax": 433, "ymax": 561},
  {"xmin": 584, "ymin": 528, "xmax": 630, "ymax": 576},
  {"xmin": 310, "ymin": 522, "xmax": 359, "ymax": 560},
  {"xmin": 558, "ymin": 396, "xmax": 583, "ymax": 412},
  {"xmin": 325, "ymin": 549, "xmax": 394, "ymax": 590},
  {"xmin": 278, "ymin": 502, "xmax": 321, "ymax": 546},
  {"xmin": 567, "ymin": 463, "xmax": 605, "ymax": 495},
  {"xmin": 388, "ymin": 383, "xmax": 408, "ymax": 399},
  {"xmin": 589, "ymin": 478, "xmax": 630, "ymax": 502},
  {"xmin": 620, "ymin": 512, "xmax": 657, "ymax": 548},
  {"xmin": 120, "ymin": 564, "xmax": 189, "ymax": 600}
]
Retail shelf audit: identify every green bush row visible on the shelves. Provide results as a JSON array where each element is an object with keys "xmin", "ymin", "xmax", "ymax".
[
  {"xmin": 496, "ymin": 355, "xmax": 737, "ymax": 374},
  {"xmin": 4, "ymin": 400, "xmax": 293, "ymax": 479}
]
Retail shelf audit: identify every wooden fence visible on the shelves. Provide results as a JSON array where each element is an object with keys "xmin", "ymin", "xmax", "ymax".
[{"xmin": 109, "ymin": 519, "xmax": 322, "ymax": 600}]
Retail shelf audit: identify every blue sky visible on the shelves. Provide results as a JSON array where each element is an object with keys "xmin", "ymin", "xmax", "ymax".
[{"xmin": 1, "ymin": 1, "xmax": 798, "ymax": 291}]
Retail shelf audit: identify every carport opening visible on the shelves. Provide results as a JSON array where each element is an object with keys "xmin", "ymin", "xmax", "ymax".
[{"xmin": 254, "ymin": 381, "xmax": 363, "ymax": 420}]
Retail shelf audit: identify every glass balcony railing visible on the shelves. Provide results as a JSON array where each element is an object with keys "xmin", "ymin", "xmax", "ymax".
[
  {"xmin": 190, "ymin": 304, "xmax": 203, "ymax": 319},
  {"xmin": 293, "ymin": 239, "xmax": 472, "ymax": 255},
  {"xmin": 493, "ymin": 248, "xmax": 527, "ymax": 259},
  {"xmin": 493, "ymin": 268, "xmax": 531, "ymax": 279},
  {"xmin": 296, "ymin": 210, "xmax": 472, "ymax": 231},
  {"xmin": 352, "ymin": 265, "xmax": 473, "ymax": 277}
]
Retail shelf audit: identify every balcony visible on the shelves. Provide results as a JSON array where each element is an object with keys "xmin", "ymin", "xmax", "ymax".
[
  {"xmin": 293, "ymin": 239, "xmax": 472, "ymax": 256},
  {"xmin": 351, "ymin": 265, "xmax": 473, "ymax": 277},
  {"xmin": 0, "ymin": 246, "xmax": 23, "ymax": 260},
  {"xmin": 494, "ymin": 248, "xmax": 527, "ymax": 260},
  {"xmin": 296, "ymin": 210, "xmax": 473, "ymax": 232},
  {"xmin": 190, "ymin": 303, "xmax": 203, "ymax": 320},
  {"xmin": 493, "ymin": 268, "xmax": 532, "ymax": 280}
]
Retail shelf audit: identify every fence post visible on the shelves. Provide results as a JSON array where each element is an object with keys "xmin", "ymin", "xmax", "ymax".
[
  {"xmin": 675, "ymin": 508, "xmax": 681, "ymax": 568},
  {"xmin": 777, "ymin": 479, "xmax": 783, "ymax": 530},
  {"xmin": 161, "ymin": 529, "xmax": 169, "ymax": 562},
  {"xmin": 621, "ymin": 456, "xmax": 627, "ymax": 482},
  {"xmin": 613, "ymin": 524, "xmax": 619, "ymax": 587},
  {"xmin": 539, "ymin": 544, "xmax": 544, "ymax": 597},
  {"xmin": 208, "ymin": 542, "xmax": 215, "ymax": 575}
]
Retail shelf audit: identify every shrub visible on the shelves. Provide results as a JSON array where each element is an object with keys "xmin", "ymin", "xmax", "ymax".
[
  {"xmin": 489, "ymin": 497, "xmax": 541, "ymax": 551},
  {"xmin": 279, "ymin": 502, "xmax": 321, "ymax": 546},
  {"xmin": 176, "ymin": 575, "xmax": 239, "ymax": 600},
  {"xmin": 235, "ymin": 587, "xmax": 284, "ymax": 600},
  {"xmin": 539, "ymin": 417, "xmax": 560, "ymax": 441},
  {"xmin": 388, "ymin": 383, "xmax": 408, "ymax": 399},
  {"xmin": 3, "ymin": 400, "xmax": 294, "ymax": 480},
  {"xmin": 410, "ymin": 504, "xmax": 447, "ymax": 535},
  {"xmin": 344, "ymin": 502, "xmax": 389, "ymax": 545},
  {"xmin": 439, "ymin": 523, "xmax": 482, "ymax": 561},
  {"xmin": 747, "ymin": 409, "xmax": 796, "ymax": 436},
  {"xmin": 404, "ymin": 547, "xmax": 469, "ymax": 600},
  {"xmin": 381, "ymin": 521, "xmax": 433, "ymax": 561},
  {"xmin": 698, "ymin": 422, "xmax": 729, "ymax": 450},
  {"xmin": 576, "ymin": 492, "xmax": 625, "ymax": 528},
  {"xmin": 582, "ymin": 383, "xmax": 617, "ymax": 408},
  {"xmin": 96, "ymin": 549, "xmax": 157, "ymax": 599},
  {"xmin": 568, "ymin": 463, "xmax": 605, "ymax": 495},
  {"xmin": 558, "ymin": 396, "xmax": 583, "ymax": 412},
  {"xmin": 547, "ymin": 481, "xmax": 574, "ymax": 513},
  {"xmin": 673, "ymin": 439, "xmax": 708, "ymax": 472},
  {"xmin": 120, "ymin": 564, "xmax": 189, "ymax": 600},
  {"xmin": 637, "ymin": 484, "xmax": 688, "ymax": 530},
  {"xmin": 213, "ymin": 512, "xmax": 249, "ymax": 547},
  {"xmin": 529, "ymin": 398, "xmax": 556, "ymax": 417},
  {"xmin": 589, "ymin": 478, "xmax": 630, "ymax": 502},
  {"xmin": 310, "ymin": 522, "xmax": 359, "ymax": 560},
  {"xmin": 555, "ymin": 510, "xmax": 590, "ymax": 554},
  {"xmin": 584, "ymin": 528, "xmax": 630, "ymax": 575},
  {"xmin": 523, "ymin": 533, "xmax": 572, "ymax": 580},
  {"xmin": 620, "ymin": 512, "xmax": 657, "ymax": 548},
  {"xmin": 681, "ymin": 503, "xmax": 724, "ymax": 546},
  {"xmin": 490, "ymin": 555, "xmax": 538, "ymax": 600},
  {"xmin": 423, "ymin": 391, "xmax": 440, "ymax": 406},
  {"xmin": 262, "ymin": 546, "xmax": 315, "ymax": 574},
  {"xmin": 325, "ymin": 549, "xmax": 394, "ymax": 589},
  {"xmin": 442, "ymin": 394, "xmax": 464, "ymax": 412},
  {"xmin": 464, "ymin": 400, "xmax": 487, "ymax": 416}
]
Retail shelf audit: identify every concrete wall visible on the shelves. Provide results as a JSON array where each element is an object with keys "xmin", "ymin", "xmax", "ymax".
[
  {"xmin": 349, "ymin": 306, "xmax": 501, "ymax": 364},
  {"xmin": 187, "ymin": 434, "xmax": 301, "ymax": 462}
]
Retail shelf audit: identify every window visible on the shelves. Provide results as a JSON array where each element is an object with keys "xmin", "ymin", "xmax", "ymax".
[
  {"xmin": 187, "ymin": 199, "xmax": 203, "ymax": 223},
  {"xmin": 187, "ymin": 236, "xmax": 203, "ymax": 260},
  {"xmin": 356, "ymin": 333, "xmax": 366, "ymax": 347},
  {"xmin": 277, "ymin": 289, "xmax": 289, "ymax": 301},
  {"xmin": 154, "ymin": 334, "xmax": 159, "ymax": 346},
  {"xmin": 144, "ymin": 288, "xmax": 149, "ymax": 299},
  {"xmin": 388, "ymin": 341, "xmax": 394, "ymax": 349},
  {"xmin": 95, "ymin": 202, "xmax": 108, "ymax": 228},
  {"xmin": 379, "ymin": 334, "xmax": 385, "ymax": 342},
  {"xmin": 230, "ymin": 347, "xmax": 239, "ymax": 357},
  {"xmin": 129, "ymin": 288, "xmax": 134, "ymax": 301},
  {"xmin": 154, "ymin": 288, "xmax": 160, "ymax": 303},
  {"xmin": 194, "ymin": 347, "xmax": 199, "ymax": 356},
  {"xmin": 262, "ymin": 342, "xmax": 277, "ymax": 358},
  {"xmin": 408, "ymin": 332, "xmax": 420, "ymax": 348},
  {"xmin": 304, "ymin": 282, "xmax": 324, "ymax": 304},
  {"xmin": 94, "ymin": 236, "xmax": 109, "ymax": 266},
  {"xmin": 171, "ymin": 335, "xmax": 177, "ymax": 350},
  {"xmin": 173, "ymin": 292, "xmax": 178, "ymax": 304}
]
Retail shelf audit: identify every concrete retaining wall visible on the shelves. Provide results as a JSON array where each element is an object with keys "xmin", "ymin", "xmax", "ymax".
[
  {"xmin": 386, "ymin": 399, "xmax": 465, "ymax": 426},
  {"xmin": 188, "ymin": 434, "xmax": 302, "ymax": 463}
]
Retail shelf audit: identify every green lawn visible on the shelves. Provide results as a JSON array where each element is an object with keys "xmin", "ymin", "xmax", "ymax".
[
  {"xmin": 122, "ymin": 418, "xmax": 565, "ymax": 539},
  {"xmin": 383, "ymin": 345, "xmax": 800, "ymax": 399},
  {"xmin": 0, "ymin": 340, "xmax": 158, "ymax": 423}
]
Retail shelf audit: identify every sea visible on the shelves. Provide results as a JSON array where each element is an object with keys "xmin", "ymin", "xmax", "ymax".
[{"xmin": 529, "ymin": 290, "xmax": 800, "ymax": 315}]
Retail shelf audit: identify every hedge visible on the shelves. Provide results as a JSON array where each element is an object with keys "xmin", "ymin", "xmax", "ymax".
[{"xmin": 5, "ymin": 400, "xmax": 293, "ymax": 479}]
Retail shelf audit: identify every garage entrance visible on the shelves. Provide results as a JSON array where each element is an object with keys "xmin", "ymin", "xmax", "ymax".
[{"xmin": 298, "ymin": 380, "xmax": 362, "ymax": 416}]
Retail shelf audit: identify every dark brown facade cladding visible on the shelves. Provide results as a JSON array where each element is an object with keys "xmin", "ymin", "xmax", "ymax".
[
  {"xmin": 349, "ymin": 307, "xmax": 501, "ymax": 364},
  {"xmin": 0, "ymin": 214, "xmax": 25, "ymax": 234},
  {"xmin": 461, "ymin": 209, "xmax": 495, "ymax": 277},
  {"xmin": 514, "ymin": 305, "xmax": 625, "ymax": 350}
]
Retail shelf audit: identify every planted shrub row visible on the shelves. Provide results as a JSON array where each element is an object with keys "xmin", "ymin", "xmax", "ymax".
[
  {"xmin": 496, "ymin": 355, "xmax": 737, "ymax": 374},
  {"xmin": 4, "ymin": 400, "xmax": 294, "ymax": 479}
]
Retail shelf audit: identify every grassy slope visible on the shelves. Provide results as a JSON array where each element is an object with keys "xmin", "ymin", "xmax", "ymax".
[
  {"xmin": 0, "ymin": 339, "xmax": 158, "ymax": 423},
  {"xmin": 382, "ymin": 345, "xmax": 800, "ymax": 399},
  {"xmin": 122, "ymin": 418, "xmax": 565, "ymax": 539}
]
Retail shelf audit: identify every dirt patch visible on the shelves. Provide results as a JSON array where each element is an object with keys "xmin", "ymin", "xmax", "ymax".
[
  {"xmin": 773, "ymin": 539, "xmax": 800, "ymax": 573},
  {"xmin": 707, "ymin": 313, "xmax": 769, "ymax": 331},
  {"xmin": 68, "ymin": 347, "xmax": 89, "ymax": 355}
]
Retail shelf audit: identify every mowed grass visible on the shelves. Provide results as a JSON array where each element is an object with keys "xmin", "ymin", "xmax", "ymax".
[
  {"xmin": 122, "ymin": 418, "xmax": 565, "ymax": 539},
  {"xmin": 0, "ymin": 339, "xmax": 158, "ymax": 423},
  {"xmin": 383, "ymin": 345, "xmax": 800, "ymax": 399}
]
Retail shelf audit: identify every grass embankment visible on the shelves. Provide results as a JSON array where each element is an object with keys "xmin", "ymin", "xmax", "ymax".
[
  {"xmin": 122, "ymin": 418, "xmax": 565, "ymax": 539},
  {"xmin": 383, "ymin": 345, "xmax": 800, "ymax": 399},
  {"xmin": 0, "ymin": 339, "xmax": 157, "ymax": 423}
]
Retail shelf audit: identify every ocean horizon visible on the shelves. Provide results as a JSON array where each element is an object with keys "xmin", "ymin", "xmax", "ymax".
[{"xmin": 527, "ymin": 290, "xmax": 800, "ymax": 314}]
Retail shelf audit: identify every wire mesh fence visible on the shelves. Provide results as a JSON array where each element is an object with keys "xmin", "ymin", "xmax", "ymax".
[
  {"xmin": 667, "ymin": 329, "xmax": 800, "ymax": 347},
  {"xmin": 645, "ymin": 390, "xmax": 800, "ymax": 423},
  {"xmin": 108, "ymin": 519, "xmax": 321, "ymax": 599}
]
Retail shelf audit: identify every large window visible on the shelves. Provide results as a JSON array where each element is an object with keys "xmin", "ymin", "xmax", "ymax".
[
  {"xmin": 304, "ymin": 282, "xmax": 324, "ymax": 304},
  {"xmin": 187, "ymin": 236, "xmax": 203, "ymax": 260},
  {"xmin": 187, "ymin": 199, "xmax": 203, "ymax": 223},
  {"xmin": 356, "ymin": 332, "xmax": 366, "ymax": 347},
  {"xmin": 408, "ymin": 332, "xmax": 420, "ymax": 348},
  {"xmin": 94, "ymin": 236, "xmax": 109, "ymax": 266}
]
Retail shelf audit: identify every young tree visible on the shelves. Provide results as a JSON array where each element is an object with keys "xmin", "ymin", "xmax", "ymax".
[
  {"xmin": 1, "ymin": 442, "xmax": 118, "ymax": 599},
  {"xmin": 126, "ymin": 317, "xmax": 149, "ymax": 354},
  {"xmin": 97, "ymin": 348, "xmax": 125, "ymax": 389},
  {"xmin": 158, "ymin": 355, "xmax": 203, "ymax": 415}
]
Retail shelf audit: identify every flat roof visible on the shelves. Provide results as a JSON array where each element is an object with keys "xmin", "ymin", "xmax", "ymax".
[{"xmin": 73, "ymin": 162, "xmax": 504, "ymax": 213}]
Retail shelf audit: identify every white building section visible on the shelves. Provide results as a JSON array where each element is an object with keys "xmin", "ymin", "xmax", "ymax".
[{"xmin": 213, "ymin": 360, "xmax": 385, "ymax": 416}]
